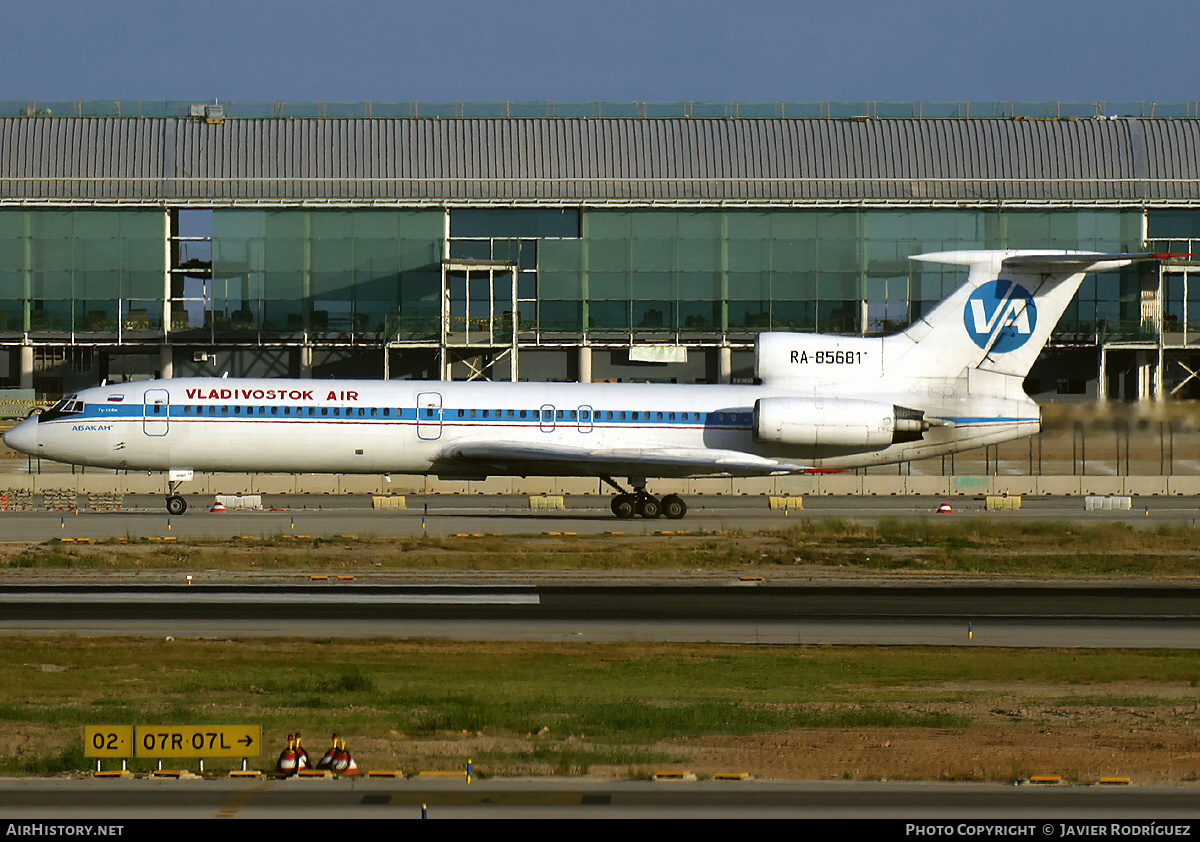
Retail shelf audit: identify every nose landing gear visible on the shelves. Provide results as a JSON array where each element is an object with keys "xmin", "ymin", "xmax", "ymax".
[
  {"xmin": 164, "ymin": 474, "xmax": 190, "ymax": 515},
  {"xmin": 602, "ymin": 477, "xmax": 688, "ymax": 520}
]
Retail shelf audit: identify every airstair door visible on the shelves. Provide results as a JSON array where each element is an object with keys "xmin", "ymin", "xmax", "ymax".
[
  {"xmin": 417, "ymin": 392, "xmax": 443, "ymax": 441},
  {"xmin": 142, "ymin": 389, "xmax": 170, "ymax": 437}
]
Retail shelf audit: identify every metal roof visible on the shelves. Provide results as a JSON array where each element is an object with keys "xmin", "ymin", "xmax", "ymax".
[{"xmin": 2, "ymin": 116, "xmax": 1199, "ymax": 206}]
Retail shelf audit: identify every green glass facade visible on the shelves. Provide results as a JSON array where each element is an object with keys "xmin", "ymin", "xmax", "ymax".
[
  {"xmin": 0, "ymin": 209, "xmax": 164, "ymax": 334},
  {"xmin": 540, "ymin": 208, "xmax": 1144, "ymax": 335},
  {"xmin": 206, "ymin": 209, "xmax": 443, "ymax": 339},
  {"xmin": 0, "ymin": 206, "xmax": 1156, "ymax": 344}
]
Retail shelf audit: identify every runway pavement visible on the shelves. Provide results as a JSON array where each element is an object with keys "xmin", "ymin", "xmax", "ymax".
[
  {"xmin": 2, "ymin": 494, "xmax": 1198, "ymax": 646},
  {"xmin": 1, "ymin": 581, "xmax": 1196, "ymax": 647},
  {"xmin": 2, "ymin": 493, "xmax": 1200, "ymax": 541},
  {"xmin": 1, "ymin": 777, "xmax": 1198, "ymax": 820}
]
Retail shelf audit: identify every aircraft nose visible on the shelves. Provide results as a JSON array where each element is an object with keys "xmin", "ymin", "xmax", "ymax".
[{"xmin": 2, "ymin": 416, "xmax": 39, "ymax": 456}]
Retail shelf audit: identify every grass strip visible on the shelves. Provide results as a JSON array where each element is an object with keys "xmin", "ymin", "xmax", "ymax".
[{"xmin": 1, "ymin": 639, "xmax": 1196, "ymax": 776}]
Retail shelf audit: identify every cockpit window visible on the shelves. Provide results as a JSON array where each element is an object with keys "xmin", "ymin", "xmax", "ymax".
[{"xmin": 40, "ymin": 395, "xmax": 85, "ymax": 422}]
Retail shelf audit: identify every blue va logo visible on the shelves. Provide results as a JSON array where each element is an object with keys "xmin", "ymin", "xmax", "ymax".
[{"xmin": 964, "ymin": 280, "xmax": 1037, "ymax": 352}]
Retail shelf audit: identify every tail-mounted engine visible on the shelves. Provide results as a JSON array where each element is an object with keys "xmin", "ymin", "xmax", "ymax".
[{"xmin": 753, "ymin": 397, "xmax": 930, "ymax": 448}]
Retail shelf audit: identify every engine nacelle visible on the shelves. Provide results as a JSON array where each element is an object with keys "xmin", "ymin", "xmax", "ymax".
[{"xmin": 754, "ymin": 397, "xmax": 928, "ymax": 448}]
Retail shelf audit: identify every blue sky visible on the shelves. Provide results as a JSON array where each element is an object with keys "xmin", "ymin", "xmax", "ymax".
[{"xmin": 1, "ymin": 0, "xmax": 1197, "ymax": 103}]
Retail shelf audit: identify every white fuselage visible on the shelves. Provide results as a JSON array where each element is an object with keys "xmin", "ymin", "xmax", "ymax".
[{"xmin": 10, "ymin": 374, "xmax": 1038, "ymax": 479}]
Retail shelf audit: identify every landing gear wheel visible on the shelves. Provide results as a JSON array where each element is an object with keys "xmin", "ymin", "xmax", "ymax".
[
  {"xmin": 635, "ymin": 494, "xmax": 661, "ymax": 519},
  {"xmin": 610, "ymin": 494, "xmax": 636, "ymax": 519},
  {"xmin": 660, "ymin": 494, "xmax": 687, "ymax": 520},
  {"xmin": 166, "ymin": 495, "xmax": 187, "ymax": 516}
]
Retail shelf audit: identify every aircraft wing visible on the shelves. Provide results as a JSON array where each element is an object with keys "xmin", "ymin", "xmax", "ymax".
[{"xmin": 434, "ymin": 441, "xmax": 814, "ymax": 479}]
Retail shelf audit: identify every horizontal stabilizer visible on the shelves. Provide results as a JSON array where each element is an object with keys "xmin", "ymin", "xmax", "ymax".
[{"xmin": 912, "ymin": 250, "xmax": 1157, "ymax": 271}]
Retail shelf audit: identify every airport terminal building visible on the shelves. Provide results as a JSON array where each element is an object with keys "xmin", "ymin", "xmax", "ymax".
[{"xmin": 2, "ymin": 100, "xmax": 1200, "ymax": 405}]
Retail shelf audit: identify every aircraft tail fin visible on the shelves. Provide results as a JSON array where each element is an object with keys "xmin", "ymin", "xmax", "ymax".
[{"xmin": 894, "ymin": 250, "xmax": 1156, "ymax": 382}]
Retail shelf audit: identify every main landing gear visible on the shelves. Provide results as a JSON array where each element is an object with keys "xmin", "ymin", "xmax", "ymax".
[{"xmin": 602, "ymin": 476, "xmax": 687, "ymax": 520}]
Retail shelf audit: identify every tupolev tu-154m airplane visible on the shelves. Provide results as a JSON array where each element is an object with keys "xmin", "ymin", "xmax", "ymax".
[{"xmin": 2, "ymin": 250, "xmax": 1161, "ymax": 518}]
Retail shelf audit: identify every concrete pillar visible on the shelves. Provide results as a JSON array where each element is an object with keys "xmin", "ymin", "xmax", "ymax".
[
  {"xmin": 19, "ymin": 345, "xmax": 33, "ymax": 390},
  {"xmin": 300, "ymin": 345, "xmax": 313, "ymax": 379},
  {"xmin": 1136, "ymin": 351, "xmax": 1154, "ymax": 401},
  {"xmin": 159, "ymin": 345, "xmax": 174, "ymax": 379},
  {"xmin": 577, "ymin": 345, "xmax": 592, "ymax": 383},
  {"xmin": 718, "ymin": 346, "xmax": 732, "ymax": 384}
]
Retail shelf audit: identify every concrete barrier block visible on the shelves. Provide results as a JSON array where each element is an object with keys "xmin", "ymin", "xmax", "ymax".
[
  {"xmin": 1035, "ymin": 476, "xmax": 1081, "ymax": 496},
  {"xmin": 519, "ymin": 477, "xmax": 560, "ymax": 495},
  {"xmin": 553, "ymin": 477, "xmax": 601, "ymax": 495},
  {"xmin": 992, "ymin": 478, "xmax": 1038, "ymax": 496},
  {"xmin": 372, "ymin": 496, "xmax": 407, "ymax": 510},
  {"xmin": 30, "ymin": 476, "xmax": 78, "ymax": 493},
  {"xmin": 460, "ymin": 477, "xmax": 516, "ymax": 495},
  {"xmin": 425, "ymin": 479, "xmax": 472, "ymax": 495},
  {"xmin": 337, "ymin": 475, "xmax": 385, "ymax": 494},
  {"xmin": 684, "ymin": 478, "xmax": 735, "ymax": 496},
  {"xmin": 1078, "ymin": 478, "xmax": 1125, "ymax": 496},
  {"xmin": 1122, "ymin": 478, "xmax": 1169, "ymax": 496},
  {"xmin": 70, "ymin": 474, "xmax": 124, "ymax": 493},
  {"xmin": 209, "ymin": 473, "xmax": 253, "ymax": 494},
  {"xmin": 249, "ymin": 475, "xmax": 298, "ymax": 494},
  {"xmin": 950, "ymin": 476, "xmax": 991, "ymax": 494},
  {"xmin": 773, "ymin": 476, "xmax": 819, "ymax": 495},
  {"xmin": 735, "ymin": 477, "xmax": 776, "ymax": 496},
  {"xmin": 294, "ymin": 476, "xmax": 341, "ymax": 494},
  {"xmin": 816, "ymin": 475, "xmax": 863, "ymax": 495},
  {"xmin": 860, "ymin": 476, "xmax": 906, "ymax": 496},
  {"xmin": 903, "ymin": 477, "xmax": 950, "ymax": 496},
  {"xmin": 1168, "ymin": 476, "xmax": 1200, "ymax": 495}
]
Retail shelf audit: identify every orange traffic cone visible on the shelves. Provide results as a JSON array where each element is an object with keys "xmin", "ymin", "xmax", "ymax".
[
  {"xmin": 276, "ymin": 734, "xmax": 297, "ymax": 776},
  {"xmin": 316, "ymin": 733, "xmax": 339, "ymax": 770},
  {"xmin": 339, "ymin": 739, "xmax": 359, "ymax": 776},
  {"xmin": 294, "ymin": 732, "xmax": 309, "ymax": 771}
]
